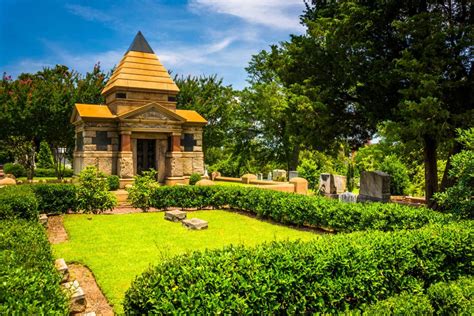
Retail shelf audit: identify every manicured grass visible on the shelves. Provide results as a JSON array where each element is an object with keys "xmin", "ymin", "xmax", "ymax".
[{"xmin": 53, "ymin": 211, "xmax": 318, "ymax": 313}]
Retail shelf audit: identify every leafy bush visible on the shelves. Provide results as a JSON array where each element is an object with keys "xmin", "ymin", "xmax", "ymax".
[
  {"xmin": 189, "ymin": 173, "xmax": 202, "ymax": 185},
  {"xmin": 364, "ymin": 276, "xmax": 473, "ymax": 315},
  {"xmin": 434, "ymin": 151, "xmax": 473, "ymax": 219},
  {"xmin": 127, "ymin": 170, "xmax": 159, "ymax": 212},
  {"xmin": 3, "ymin": 162, "xmax": 26, "ymax": 178},
  {"xmin": 0, "ymin": 186, "xmax": 38, "ymax": 220},
  {"xmin": 379, "ymin": 155, "xmax": 410, "ymax": 195},
  {"xmin": 76, "ymin": 166, "xmax": 117, "ymax": 214},
  {"xmin": 32, "ymin": 184, "xmax": 78, "ymax": 214},
  {"xmin": 149, "ymin": 185, "xmax": 449, "ymax": 232},
  {"xmin": 363, "ymin": 292, "xmax": 434, "ymax": 315},
  {"xmin": 34, "ymin": 167, "xmax": 73, "ymax": 178},
  {"xmin": 107, "ymin": 175, "xmax": 120, "ymax": 191},
  {"xmin": 36, "ymin": 141, "xmax": 54, "ymax": 169},
  {"xmin": 124, "ymin": 222, "xmax": 472, "ymax": 314},
  {"xmin": 297, "ymin": 150, "xmax": 337, "ymax": 190},
  {"xmin": 0, "ymin": 219, "xmax": 68, "ymax": 314}
]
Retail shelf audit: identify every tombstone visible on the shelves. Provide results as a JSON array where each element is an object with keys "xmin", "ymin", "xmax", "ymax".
[
  {"xmin": 55, "ymin": 258, "xmax": 69, "ymax": 283},
  {"xmin": 358, "ymin": 171, "xmax": 391, "ymax": 202},
  {"xmin": 339, "ymin": 192, "xmax": 357, "ymax": 203},
  {"xmin": 267, "ymin": 172, "xmax": 272, "ymax": 181},
  {"xmin": 319, "ymin": 173, "xmax": 347, "ymax": 198},
  {"xmin": 272, "ymin": 169, "xmax": 287, "ymax": 181},
  {"xmin": 289, "ymin": 171, "xmax": 298, "ymax": 180},
  {"xmin": 203, "ymin": 166, "xmax": 209, "ymax": 179},
  {"xmin": 164, "ymin": 210, "xmax": 187, "ymax": 222},
  {"xmin": 211, "ymin": 171, "xmax": 221, "ymax": 181},
  {"xmin": 63, "ymin": 280, "xmax": 86, "ymax": 312},
  {"xmin": 182, "ymin": 218, "xmax": 208, "ymax": 230},
  {"xmin": 241, "ymin": 174, "xmax": 257, "ymax": 184},
  {"xmin": 257, "ymin": 173, "xmax": 263, "ymax": 180},
  {"xmin": 39, "ymin": 214, "xmax": 48, "ymax": 227}
]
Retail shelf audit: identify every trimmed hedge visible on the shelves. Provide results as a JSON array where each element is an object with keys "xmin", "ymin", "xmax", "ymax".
[
  {"xmin": 124, "ymin": 222, "xmax": 472, "ymax": 314},
  {"xmin": 0, "ymin": 186, "xmax": 38, "ymax": 220},
  {"xmin": 148, "ymin": 185, "xmax": 450, "ymax": 232},
  {"xmin": 0, "ymin": 219, "xmax": 68, "ymax": 314},
  {"xmin": 364, "ymin": 276, "xmax": 474, "ymax": 315},
  {"xmin": 32, "ymin": 184, "xmax": 78, "ymax": 214},
  {"xmin": 3, "ymin": 162, "xmax": 26, "ymax": 177}
]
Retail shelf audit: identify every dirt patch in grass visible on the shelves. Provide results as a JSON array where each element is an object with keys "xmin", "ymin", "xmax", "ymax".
[
  {"xmin": 47, "ymin": 215, "xmax": 68, "ymax": 244},
  {"xmin": 68, "ymin": 263, "xmax": 114, "ymax": 316}
]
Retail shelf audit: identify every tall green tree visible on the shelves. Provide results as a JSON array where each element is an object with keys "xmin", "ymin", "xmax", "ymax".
[{"xmin": 254, "ymin": 0, "xmax": 473, "ymax": 207}]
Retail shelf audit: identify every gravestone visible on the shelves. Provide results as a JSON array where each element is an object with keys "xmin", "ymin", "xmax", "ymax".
[
  {"xmin": 182, "ymin": 218, "xmax": 208, "ymax": 230},
  {"xmin": 55, "ymin": 258, "xmax": 69, "ymax": 283},
  {"xmin": 63, "ymin": 280, "xmax": 86, "ymax": 312},
  {"xmin": 257, "ymin": 173, "xmax": 263, "ymax": 180},
  {"xmin": 289, "ymin": 171, "xmax": 298, "ymax": 180},
  {"xmin": 272, "ymin": 169, "xmax": 287, "ymax": 181},
  {"xmin": 39, "ymin": 214, "xmax": 48, "ymax": 227},
  {"xmin": 339, "ymin": 192, "xmax": 357, "ymax": 203},
  {"xmin": 319, "ymin": 173, "xmax": 347, "ymax": 198},
  {"xmin": 358, "ymin": 171, "xmax": 391, "ymax": 202},
  {"xmin": 267, "ymin": 172, "xmax": 272, "ymax": 181},
  {"xmin": 164, "ymin": 210, "xmax": 187, "ymax": 222}
]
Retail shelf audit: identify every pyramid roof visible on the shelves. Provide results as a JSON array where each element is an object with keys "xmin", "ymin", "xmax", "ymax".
[{"xmin": 102, "ymin": 32, "xmax": 179, "ymax": 95}]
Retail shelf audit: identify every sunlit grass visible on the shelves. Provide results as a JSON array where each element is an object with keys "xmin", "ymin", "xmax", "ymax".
[{"xmin": 53, "ymin": 211, "xmax": 318, "ymax": 313}]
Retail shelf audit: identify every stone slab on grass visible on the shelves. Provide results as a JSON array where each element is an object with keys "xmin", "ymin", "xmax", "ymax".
[
  {"xmin": 39, "ymin": 214, "xmax": 48, "ymax": 227},
  {"xmin": 164, "ymin": 210, "xmax": 187, "ymax": 222},
  {"xmin": 55, "ymin": 258, "xmax": 69, "ymax": 283},
  {"xmin": 182, "ymin": 218, "xmax": 208, "ymax": 230}
]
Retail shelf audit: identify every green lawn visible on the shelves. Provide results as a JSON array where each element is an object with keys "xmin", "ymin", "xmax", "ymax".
[{"xmin": 53, "ymin": 211, "xmax": 318, "ymax": 313}]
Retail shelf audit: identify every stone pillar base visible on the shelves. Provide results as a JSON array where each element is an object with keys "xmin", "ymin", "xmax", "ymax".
[
  {"xmin": 165, "ymin": 177, "xmax": 186, "ymax": 186},
  {"xmin": 118, "ymin": 152, "xmax": 134, "ymax": 178}
]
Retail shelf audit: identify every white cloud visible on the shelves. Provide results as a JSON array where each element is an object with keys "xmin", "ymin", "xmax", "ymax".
[
  {"xmin": 189, "ymin": 0, "xmax": 305, "ymax": 31},
  {"xmin": 65, "ymin": 4, "xmax": 112, "ymax": 22}
]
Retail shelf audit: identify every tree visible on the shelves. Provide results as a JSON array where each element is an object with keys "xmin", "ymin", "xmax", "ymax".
[
  {"xmin": 36, "ymin": 141, "xmax": 54, "ymax": 169},
  {"xmin": 254, "ymin": 0, "xmax": 473, "ymax": 207}
]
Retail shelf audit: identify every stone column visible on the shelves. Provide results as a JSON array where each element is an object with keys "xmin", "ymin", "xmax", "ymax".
[
  {"xmin": 117, "ymin": 131, "xmax": 133, "ymax": 178},
  {"xmin": 172, "ymin": 134, "xmax": 181, "ymax": 152}
]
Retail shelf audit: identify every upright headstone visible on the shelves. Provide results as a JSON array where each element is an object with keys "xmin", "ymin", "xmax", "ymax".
[
  {"xmin": 358, "ymin": 171, "xmax": 391, "ymax": 202},
  {"xmin": 289, "ymin": 171, "xmax": 298, "ymax": 180},
  {"xmin": 272, "ymin": 169, "xmax": 287, "ymax": 181},
  {"xmin": 257, "ymin": 173, "xmax": 263, "ymax": 180},
  {"xmin": 339, "ymin": 192, "xmax": 357, "ymax": 203},
  {"xmin": 267, "ymin": 172, "xmax": 272, "ymax": 181},
  {"xmin": 319, "ymin": 173, "xmax": 347, "ymax": 198}
]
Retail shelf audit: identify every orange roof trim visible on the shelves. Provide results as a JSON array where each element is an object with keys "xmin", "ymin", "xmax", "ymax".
[
  {"xmin": 176, "ymin": 110, "xmax": 207, "ymax": 123},
  {"xmin": 74, "ymin": 104, "xmax": 116, "ymax": 119}
]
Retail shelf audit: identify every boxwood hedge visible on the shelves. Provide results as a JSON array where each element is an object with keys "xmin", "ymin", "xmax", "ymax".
[
  {"xmin": 147, "ymin": 185, "xmax": 450, "ymax": 232},
  {"xmin": 0, "ymin": 219, "xmax": 68, "ymax": 314},
  {"xmin": 0, "ymin": 186, "xmax": 38, "ymax": 220},
  {"xmin": 364, "ymin": 276, "xmax": 473, "ymax": 315},
  {"xmin": 124, "ymin": 222, "xmax": 472, "ymax": 314},
  {"xmin": 32, "ymin": 184, "xmax": 78, "ymax": 214}
]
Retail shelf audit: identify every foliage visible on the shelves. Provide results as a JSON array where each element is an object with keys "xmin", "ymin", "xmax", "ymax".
[
  {"xmin": 0, "ymin": 186, "xmax": 38, "ymax": 220},
  {"xmin": 434, "ymin": 129, "xmax": 474, "ymax": 219},
  {"xmin": 107, "ymin": 175, "xmax": 120, "ymax": 191},
  {"xmin": 53, "ymin": 211, "xmax": 316, "ymax": 313},
  {"xmin": 297, "ymin": 150, "xmax": 338, "ymax": 190},
  {"xmin": 149, "ymin": 185, "xmax": 449, "ymax": 232},
  {"xmin": 364, "ymin": 276, "xmax": 474, "ymax": 315},
  {"xmin": 31, "ymin": 184, "xmax": 78, "ymax": 214},
  {"xmin": 35, "ymin": 167, "xmax": 73, "ymax": 178},
  {"xmin": 124, "ymin": 222, "xmax": 472, "ymax": 314},
  {"xmin": 36, "ymin": 141, "xmax": 54, "ymax": 169},
  {"xmin": 127, "ymin": 169, "xmax": 159, "ymax": 212},
  {"xmin": 76, "ymin": 166, "xmax": 117, "ymax": 214},
  {"xmin": 0, "ymin": 219, "xmax": 68, "ymax": 314},
  {"xmin": 379, "ymin": 155, "xmax": 410, "ymax": 195},
  {"xmin": 3, "ymin": 162, "xmax": 26, "ymax": 178},
  {"xmin": 189, "ymin": 173, "xmax": 201, "ymax": 185}
]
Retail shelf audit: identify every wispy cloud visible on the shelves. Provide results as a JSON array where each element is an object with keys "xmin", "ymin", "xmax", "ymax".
[
  {"xmin": 65, "ymin": 4, "xmax": 112, "ymax": 22},
  {"xmin": 189, "ymin": 0, "xmax": 305, "ymax": 31}
]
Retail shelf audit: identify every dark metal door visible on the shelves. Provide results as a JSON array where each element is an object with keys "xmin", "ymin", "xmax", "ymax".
[{"xmin": 137, "ymin": 139, "xmax": 156, "ymax": 174}]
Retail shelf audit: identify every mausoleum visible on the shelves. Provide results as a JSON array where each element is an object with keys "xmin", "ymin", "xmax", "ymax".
[{"xmin": 71, "ymin": 32, "xmax": 206, "ymax": 185}]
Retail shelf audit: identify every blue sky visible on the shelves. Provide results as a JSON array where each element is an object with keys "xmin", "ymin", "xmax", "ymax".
[{"xmin": 0, "ymin": 0, "xmax": 306, "ymax": 89}]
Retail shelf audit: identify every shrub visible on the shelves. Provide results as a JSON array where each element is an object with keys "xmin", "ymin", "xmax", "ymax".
[
  {"xmin": 127, "ymin": 170, "xmax": 159, "ymax": 212},
  {"xmin": 189, "ymin": 173, "xmax": 201, "ymax": 185},
  {"xmin": 76, "ymin": 166, "xmax": 117, "ymax": 214},
  {"xmin": 124, "ymin": 222, "xmax": 472, "ymax": 314},
  {"xmin": 379, "ymin": 155, "xmax": 410, "ymax": 195},
  {"xmin": 34, "ymin": 167, "xmax": 73, "ymax": 178},
  {"xmin": 0, "ymin": 219, "xmax": 68, "ymax": 314},
  {"xmin": 32, "ymin": 184, "xmax": 78, "ymax": 214},
  {"xmin": 149, "ymin": 185, "xmax": 450, "ymax": 232},
  {"xmin": 3, "ymin": 162, "xmax": 26, "ymax": 178},
  {"xmin": 36, "ymin": 141, "xmax": 54, "ymax": 169},
  {"xmin": 107, "ymin": 175, "xmax": 120, "ymax": 191},
  {"xmin": 364, "ymin": 276, "xmax": 474, "ymax": 315},
  {"xmin": 0, "ymin": 186, "xmax": 38, "ymax": 220}
]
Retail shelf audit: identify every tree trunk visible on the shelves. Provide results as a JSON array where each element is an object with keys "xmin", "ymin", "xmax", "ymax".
[
  {"xmin": 423, "ymin": 135, "xmax": 438, "ymax": 208},
  {"xmin": 289, "ymin": 144, "xmax": 300, "ymax": 172}
]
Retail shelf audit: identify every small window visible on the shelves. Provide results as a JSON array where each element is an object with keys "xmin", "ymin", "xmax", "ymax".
[
  {"xmin": 116, "ymin": 92, "xmax": 127, "ymax": 99},
  {"xmin": 168, "ymin": 95, "xmax": 176, "ymax": 102}
]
